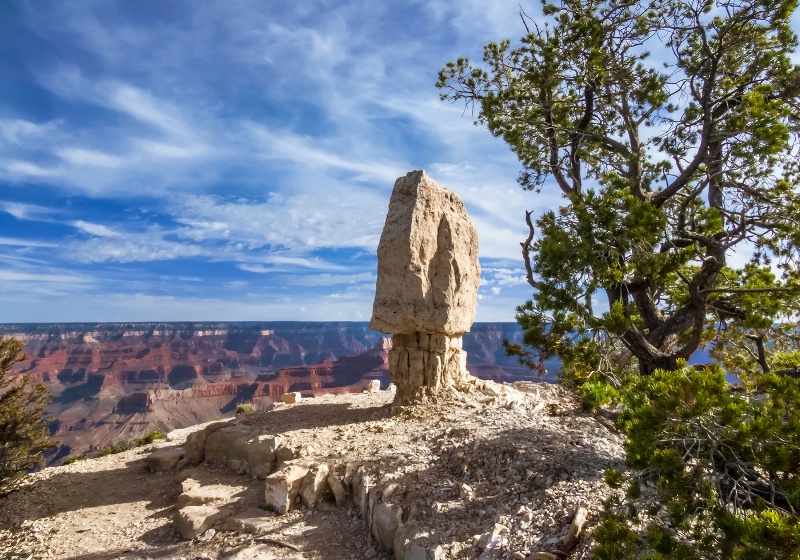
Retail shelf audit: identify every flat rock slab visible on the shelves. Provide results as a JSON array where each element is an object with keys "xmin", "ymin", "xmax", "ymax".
[
  {"xmin": 227, "ymin": 545, "xmax": 304, "ymax": 560},
  {"xmin": 177, "ymin": 478, "xmax": 243, "ymax": 508},
  {"xmin": 174, "ymin": 504, "xmax": 232, "ymax": 539},
  {"xmin": 145, "ymin": 446, "xmax": 184, "ymax": 472},
  {"xmin": 221, "ymin": 508, "xmax": 276, "ymax": 534}
]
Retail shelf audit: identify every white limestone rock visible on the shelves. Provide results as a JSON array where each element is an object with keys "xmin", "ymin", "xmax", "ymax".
[
  {"xmin": 299, "ymin": 463, "xmax": 331, "ymax": 507},
  {"xmin": 145, "ymin": 446, "xmax": 184, "ymax": 472},
  {"xmin": 184, "ymin": 421, "xmax": 230, "ymax": 464},
  {"xmin": 174, "ymin": 505, "xmax": 232, "ymax": 539},
  {"xmin": 372, "ymin": 501, "xmax": 403, "ymax": 552},
  {"xmin": 369, "ymin": 170, "xmax": 480, "ymax": 335},
  {"xmin": 176, "ymin": 479, "xmax": 240, "ymax": 509},
  {"xmin": 263, "ymin": 461, "xmax": 312, "ymax": 515},
  {"xmin": 204, "ymin": 425, "xmax": 250, "ymax": 464},
  {"xmin": 241, "ymin": 435, "xmax": 282, "ymax": 479},
  {"xmin": 221, "ymin": 508, "xmax": 275, "ymax": 534},
  {"xmin": 327, "ymin": 470, "xmax": 350, "ymax": 507}
]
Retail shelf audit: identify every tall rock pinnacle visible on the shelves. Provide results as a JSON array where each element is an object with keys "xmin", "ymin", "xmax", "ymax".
[{"xmin": 369, "ymin": 170, "xmax": 480, "ymax": 404}]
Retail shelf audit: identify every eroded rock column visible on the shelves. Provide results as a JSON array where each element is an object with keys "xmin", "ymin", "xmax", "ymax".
[{"xmin": 369, "ymin": 170, "xmax": 480, "ymax": 405}]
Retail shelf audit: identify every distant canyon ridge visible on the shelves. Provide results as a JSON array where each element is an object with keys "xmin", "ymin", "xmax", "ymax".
[{"xmin": 1, "ymin": 322, "xmax": 557, "ymax": 465}]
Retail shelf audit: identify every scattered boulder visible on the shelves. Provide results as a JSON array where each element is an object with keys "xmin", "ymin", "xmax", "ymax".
[
  {"xmin": 263, "ymin": 461, "xmax": 312, "ymax": 514},
  {"xmin": 282, "ymin": 392, "xmax": 302, "ymax": 404},
  {"xmin": 327, "ymin": 469, "xmax": 350, "ymax": 507},
  {"xmin": 184, "ymin": 421, "xmax": 230, "ymax": 464},
  {"xmin": 221, "ymin": 508, "xmax": 275, "ymax": 534},
  {"xmin": 145, "ymin": 446, "xmax": 184, "ymax": 472},
  {"xmin": 299, "ymin": 463, "xmax": 331, "ymax": 507},
  {"xmin": 563, "ymin": 506, "xmax": 588, "ymax": 550},
  {"xmin": 176, "ymin": 478, "xmax": 240, "ymax": 509},
  {"xmin": 241, "ymin": 435, "xmax": 282, "ymax": 479},
  {"xmin": 174, "ymin": 505, "xmax": 232, "ymax": 539},
  {"xmin": 275, "ymin": 444, "xmax": 294, "ymax": 468},
  {"xmin": 204, "ymin": 425, "xmax": 250, "ymax": 464},
  {"xmin": 372, "ymin": 502, "xmax": 403, "ymax": 552}
]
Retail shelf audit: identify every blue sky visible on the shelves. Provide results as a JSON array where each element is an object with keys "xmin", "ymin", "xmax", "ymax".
[
  {"xmin": 0, "ymin": 0, "xmax": 547, "ymax": 323},
  {"xmin": 2, "ymin": 2, "xmax": 798, "ymax": 324}
]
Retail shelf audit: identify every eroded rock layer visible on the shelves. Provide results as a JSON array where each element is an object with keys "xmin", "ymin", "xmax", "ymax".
[
  {"xmin": 370, "ymin": 171, "xmax": 481, "ymax": 404},
  {"xmin": 369, "ymin": 170, "xmax": 480, "ymax": 335}
]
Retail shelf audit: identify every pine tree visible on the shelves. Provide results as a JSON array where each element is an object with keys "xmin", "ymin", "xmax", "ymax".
[
  {"xmin": 438, "ymin": 0, "xmax": 800, "ymax": 378},
  {"xmin": 0, "ymin": 336, "xmax": 54, "ymax": 493}
]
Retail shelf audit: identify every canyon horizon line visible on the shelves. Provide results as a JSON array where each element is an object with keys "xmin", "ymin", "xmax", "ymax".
[{"xmin": 2, "ymin": 321, "xmax": 557, "ymax": 465}]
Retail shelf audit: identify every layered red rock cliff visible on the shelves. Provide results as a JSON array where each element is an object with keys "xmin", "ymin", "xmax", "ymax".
[{"xmin": 1, "ymin": 322, "xmax": 545, "ymax": 464}]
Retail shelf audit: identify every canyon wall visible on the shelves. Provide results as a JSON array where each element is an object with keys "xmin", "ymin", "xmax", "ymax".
[{"xmin": 0, "ymin": 322, "xmax": 551, "ymax": 463}]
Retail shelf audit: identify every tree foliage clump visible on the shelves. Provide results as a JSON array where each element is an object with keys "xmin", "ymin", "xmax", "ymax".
[
  {"xmin": 595, "ymin": 365, "xmax": 800, "ymax": 559},
  {"xmin": 0, "ymin": 336, "xmax": 54, "ymax": 493},
  {"xmin": 439, "ymin": 0, "xmax": 800, "ymax": 557},
  {"xmin": 438, "ymin": 0, "xmax": 800, "ymax": 378}
]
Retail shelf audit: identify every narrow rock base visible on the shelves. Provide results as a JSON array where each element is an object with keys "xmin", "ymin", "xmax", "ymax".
[{"xmin": 389, "ymin": 333, "xmax": 473, "ymax": 405}]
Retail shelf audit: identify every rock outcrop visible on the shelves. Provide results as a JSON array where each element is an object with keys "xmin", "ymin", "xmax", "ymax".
[{"xmin": 370, "ymin": 170, "xmax": 481, "ymax": 404}]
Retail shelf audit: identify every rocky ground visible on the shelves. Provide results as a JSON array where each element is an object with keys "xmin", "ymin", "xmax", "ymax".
[{"xmin": 0, "ymin": 382, "xmax": 626, "ymax": 560}]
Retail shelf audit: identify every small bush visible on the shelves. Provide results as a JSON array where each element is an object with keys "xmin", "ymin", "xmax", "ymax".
[
  {"xmin": 580, "ymin": 380, "xmax": 619, "ymax": 411},
  {"xmin": 593, "ymin": 365, "xmax": 800, "ymax": 559},
  {"xmin": 236, "ymin": 401, "xmax": 256, "ymax": 415},
  {"xmin": 63, "ymin": 454, "xmax": 87, "ymax": 465},
  {"xmin": 135, "ymin": 430, "xmax": 164, "ymax": 446},
  {"xmin": 96, "ymin": 442, "xmax": 133, "ymax": 457}
]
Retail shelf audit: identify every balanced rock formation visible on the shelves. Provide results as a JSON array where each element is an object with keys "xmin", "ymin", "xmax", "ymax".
[{"xmin": 370, "ymin": 170, "xmax": 480, "ymax": 404}]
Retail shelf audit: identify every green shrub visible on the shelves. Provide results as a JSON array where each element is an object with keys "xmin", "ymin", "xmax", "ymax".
[
  {"xmin": 236, "ymin": 401, "xmax": 256, "ymax": 415},
  {"xmin": 580, "ymin": 380, "xmax": 619, "ymax": 411},
  {"xmin": 63, "ymin": 454, "xmax": 87, "ymax": 465},
  {"xmin": 96, "ymin": 441, "xmax": 133, "ymax": 457},
  {"xmin": 593, "ymin": 365, "xmax": 800, "ymax": 559},
  {"xmin": 134, "ymin": 430, "xmax": 164, "ymax": 446}
]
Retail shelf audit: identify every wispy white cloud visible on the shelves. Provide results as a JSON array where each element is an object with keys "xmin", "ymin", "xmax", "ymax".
[
  {"xmin": 70, "ymin": 220, "xmax": 121, "ymax": 237},
  {"xmin": 57, "ymin": 148, "xmax": 125, "ymax": 168},
  {"xmin": 1, "ymin": 202, "xmax": 58, "ymax": 221},
  {"xmin": 68, "ymin": 234, "xmax": 205, "ymax": 263},
  {"xmin": 0, "ymin": 237, "xmax": 57, "ymax": 248}
]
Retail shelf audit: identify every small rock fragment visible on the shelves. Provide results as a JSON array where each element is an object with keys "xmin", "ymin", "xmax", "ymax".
[
  {"xmin": 299, "ymin": 463, "xmax": 331, "ymax": 507},
  {"xmin": 563, "ymin": 506, "xmax": 588, "ymax": 550},
  {"xmin": 527, "ymin": 553, "xmax": 559, "ymax": 560}
]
